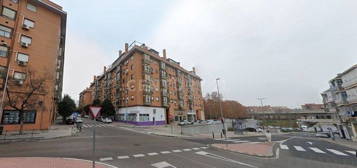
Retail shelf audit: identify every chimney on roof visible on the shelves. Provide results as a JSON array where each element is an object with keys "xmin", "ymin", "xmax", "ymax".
[
  {"xmin": 125, "ymin": 43, "xmax": 129, "ymax": 52},
  {"xmin": 192, "ymin": 67, "xmax": 196, "ymax": 74},
  {"xmin": 119, "ymin": 50, "xmax": 122, "ymax": 56},
  {"xmin": 163, "ymin": 49, "xmax": 167, "ymax": 59},
  {"xmin": 93, "ymin": 75, "xmax": 96, "ymax": 81},
  {"xmin": 104, "ymin": 66, "xmax": 107, "ymax": 73}
]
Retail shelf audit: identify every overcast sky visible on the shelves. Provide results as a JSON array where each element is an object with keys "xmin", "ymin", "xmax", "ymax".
[{"xmin": 55, "ymin": 0, "xmax": 357, "ymax": 108}]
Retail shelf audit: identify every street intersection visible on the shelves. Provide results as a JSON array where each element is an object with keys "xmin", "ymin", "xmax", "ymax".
[{"xmin": 0, "ymin": 119, "xmax": 356, "ymax": 168}]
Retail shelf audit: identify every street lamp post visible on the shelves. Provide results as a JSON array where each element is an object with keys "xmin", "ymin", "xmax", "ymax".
[{"xmin": 216, "ymin": 78, "xmax": 227, "ymax": 139}]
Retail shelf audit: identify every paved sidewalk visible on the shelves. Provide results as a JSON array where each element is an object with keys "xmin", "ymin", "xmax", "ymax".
[
  {"xmin": 0, "ymin": 124, "xmax": 74, "ymax": 143},
  {"xmin": 212, "ymin": 142, "xmax": 276, "ymax": 157},
  {"xmin": 0, "ymin": 157, "xmax": 117, "ymax": 168}
]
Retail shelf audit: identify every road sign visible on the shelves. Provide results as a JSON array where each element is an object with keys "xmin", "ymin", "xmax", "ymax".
[{"xmin": 90, "ymin": 106, "xmax": 101, "ymax": 118}]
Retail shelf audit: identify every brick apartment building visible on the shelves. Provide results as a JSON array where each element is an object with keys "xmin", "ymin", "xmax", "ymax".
[
  {"xmin": 0, "ymin": 0, "xmax": 66, "ymax": 131},
  {"xmin": 79, "ymin": 42, "xmax": 205, "ymax": 125}
]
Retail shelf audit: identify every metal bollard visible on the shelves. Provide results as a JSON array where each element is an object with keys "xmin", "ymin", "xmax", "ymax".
[
  {"xmin": 3, "ymin": 131, "xmax": 7, "ymax": 141},
  {"xmin": 212, "ymin": 132, "xmax": 215, "ymax": 139},
  {"xmin": 221, "ymin": 132, "xmax": 223, "ymax": 138}
]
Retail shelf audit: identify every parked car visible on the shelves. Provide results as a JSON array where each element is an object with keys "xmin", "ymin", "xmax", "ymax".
[
  {"xmin": 97, "ymin": 117, "xmax": 112, "ymax": 123},
  {"xmin": 75, "ymin": 117, "xmax": 83, "ymax": 123},
  {"xmin": 178, "ymin": 120, "xmax": 192, "ymax": 126},
  {"xmin": 65, "ymin": 118, "xmax": 74, "ymax": 125}
]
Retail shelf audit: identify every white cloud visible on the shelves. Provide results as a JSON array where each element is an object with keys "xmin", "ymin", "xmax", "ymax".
[
  {"xmin": 149, "ymin": 0, "xmax": 357, "ymax": 107},
  {"xmin": 62, "ymin": 32, "xmax": 112, "ymax": 101}
]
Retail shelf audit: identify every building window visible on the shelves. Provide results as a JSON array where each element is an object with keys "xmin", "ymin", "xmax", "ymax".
[
  {"xmin": 13, "ymin": 72, "xmax": 26, "ymax": 81},
  {"xmin": 0, "ymin": 25, "xmax": 12, "ymax": 38},
  {"xmin": 20, "ymin": 35, "xmax": 32, "ymax": 45},
  {"xmin": 23, "ymin": 18, "xmax": 35, "ymax": 28},
  {"xmin": 139, "ymin": 114, "xmax": 149, "ymax": 122},
  {"xmin": 1, "ymin": 110, "xmax": 36, "ymax": 124},
  {"xmin": 17, "ymin": 53, "xmax": 29, "ymax": 63},
  {"xmin": 10, "ymin": 0, "xmax": 19, "ymax": 3},
  {"xmin": 0, "ymin": 46, "xmax": 8, "ymax": 57},
  {"xmin": 2, "ymin": 7, "xmax": 16, "ymax": 20},
  {"xmin": 0, "ymin": 66, "xmax": 7, "ymax": 78},
  {"xmin": 131, "ymin": 96, "xmax": 134, "ymax": 100},
  {"xmin": 27, "ymin": 3, "xmax": 37, "ymax": 12}
]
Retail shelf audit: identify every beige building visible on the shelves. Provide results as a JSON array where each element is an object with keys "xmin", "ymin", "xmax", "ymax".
[
  {"xmin": 0, "ymin": 0, "xmax": 66, "ymax": 131},
  {"xmin": 80, "ymin": 42, "xmax": 205, "ymax": 125}
]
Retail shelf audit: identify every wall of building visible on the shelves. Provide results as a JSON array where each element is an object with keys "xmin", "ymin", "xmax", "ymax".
[{"xmin": 0, "ymin": 0, "xmax": 65, "ymax": 131}]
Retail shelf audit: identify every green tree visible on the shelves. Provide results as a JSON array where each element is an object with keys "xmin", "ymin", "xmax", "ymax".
[
  {"xmin": 57, "ymin": 95, "xmax": 76, "ymax": 124},
  {"xmin": 101, "ymin": 99, "xmax": 115, "ymax": 117},
  {"xmin": 92, "ymin": 99, "xmax": 101, "ymax": 106}
]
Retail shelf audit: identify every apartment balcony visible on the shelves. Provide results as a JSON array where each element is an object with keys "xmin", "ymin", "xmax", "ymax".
[{"xmin": 143, "ymin": 58, "xmax": 152, "ymax": 64}]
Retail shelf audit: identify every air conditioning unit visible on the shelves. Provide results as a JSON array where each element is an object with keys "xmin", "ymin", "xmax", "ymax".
[
  {"xmin": 0, "ymin": 42, "xmax": 8, "ymax": 46},
  {"xmin": 22, "ymin": 24, "xmax": 31, "ymax": 30},
  {"xmin": 18, "ymin": 61, "xmax": 27, "ymax": 66},
  {"xmin": 16, "ymin": 80, "xmax": 24, "ymax": 85},
  {"xmin": 21, "ymin": 42, "xmax": 29, "ymax": 48}
]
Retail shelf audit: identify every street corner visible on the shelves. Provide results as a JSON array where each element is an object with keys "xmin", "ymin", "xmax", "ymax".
[
  {"xmin": 0, "ymin": 157, "xmax": 118, "ymax": 168},
  {"xmin": 211, "ymin": 142, "xmax": 276, "ymax": 158}
]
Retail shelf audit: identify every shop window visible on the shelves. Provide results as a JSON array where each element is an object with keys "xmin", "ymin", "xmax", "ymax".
[
  {"xmin": 139, "ymin": 114, "xmax": 149, "ymax": 121},
  {"xmin": 1, "ymin": 110, "xmax": 36, "ymax": 124}
]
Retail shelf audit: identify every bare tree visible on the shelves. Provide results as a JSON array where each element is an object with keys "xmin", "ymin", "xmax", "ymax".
[{"xmin": 4, "ymin": 70, "xmax": 48, "ymax": 134}]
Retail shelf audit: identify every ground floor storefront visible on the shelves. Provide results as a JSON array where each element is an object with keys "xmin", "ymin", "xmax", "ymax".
[
  {"xmin": 1, "ymin": 109, "xmax": 54, "ymax": 132},
  {"xmin": 115, "ymin": 106, "xmax": 166, "ymax": 126}
]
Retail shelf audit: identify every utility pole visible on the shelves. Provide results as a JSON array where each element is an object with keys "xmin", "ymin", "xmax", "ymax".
[
  {"xmin": 216, "ymin": 78, "xmax": 227, "ymax": 139},
  {"xmin": 0, "ymin": 66, "xmax": 13, "ymax": 124},
  {"xmin": 257, "ymin": 97, "xmax": 267, "ymax": 112}
]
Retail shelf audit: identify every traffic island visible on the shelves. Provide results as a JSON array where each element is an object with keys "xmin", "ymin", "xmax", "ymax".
[
  {"xmin": 0, "ymin": 157, "xmax": 117, "ymax": 168},
  {"xmin": 211, "ymin": 142, "xmax": 276, "ymax": 157}
]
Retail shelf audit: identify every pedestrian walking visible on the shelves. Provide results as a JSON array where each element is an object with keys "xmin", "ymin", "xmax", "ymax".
[{"xmin": 265, "ymin": 130, "xmax": 272, "ymax": 143}]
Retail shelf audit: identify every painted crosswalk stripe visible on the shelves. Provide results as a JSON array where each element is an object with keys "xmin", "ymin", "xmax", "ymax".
[
  {"xmin": 117, "ymin": 156, "xmax": 130, "ymax": 159},
  {"xmin": 99, "ymin": 157, "xmax": 113, "ymax": 161},
  {"xmin": 200, "ymin": 147, "xmax": 208, "ymax": 149},
  {"xmin": 294, "ymin": 146, "xmax": 306, "ymax": 151},
  {"xmin": 327, "ymin": 149, "xmax": 348, "ymax": 156},
  {"xmin": 280, "ymin": 144, "xmax": 289, "ymax": 150},
  {"xmin": 133, "ymin": 154, "xmax": 145, "ymax": 158},
  {"xmin": 192, "ymin": 148, "xmax": 200, "ymax": 150},
  {"xmin": 345, "ymin": 150, "xmax": 356, "ymax": 155},
  {"xmin": 172, "ymin": 150, "xmax": 182, "ymax": 153},
  {"xmin": 148, "ymin": 152, "xmax": 159, "ymax": 156},
  {"xmin": 183, "ymin": 149, "xmax": 192, "ymax": 152},
  {"xmin": 309, "ymin": 147, "xmax": 325, "ymax": 154},
  {"xmin": 161, "ymin": 151, "xmax": 171, "ymax": 154}
]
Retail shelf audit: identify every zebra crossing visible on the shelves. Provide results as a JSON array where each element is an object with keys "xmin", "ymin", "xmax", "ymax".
[
  {"xmin": 280, "ymin": 143, "xmax": 356, "ymax": 157},
  {"xmin": 82, "ymin": 123, "xmax": 114, "ymax": 128}
]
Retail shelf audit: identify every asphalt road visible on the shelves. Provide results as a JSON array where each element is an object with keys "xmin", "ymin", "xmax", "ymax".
[{"xmin": 0, "ymin": 120, "xmax": 356, "ymax": 168}]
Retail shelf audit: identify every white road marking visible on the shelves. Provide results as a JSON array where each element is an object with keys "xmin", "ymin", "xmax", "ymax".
[
  {"xmin": 192, "ymin": 148, "xmax": 200, "ymax": 150},
  {"xmin": 327, "ymin": 149, "xmax": 348, "ymax": 156},
  {"xmin": 99, "ymin": 157, "xmax": 113, "ymax": 161},
  {"xmin": 294, "ymin": 146, "xmax": 306, "ymax": 151},
  {"xmin": 161, "ymin": 151, "xmax": 171, "ymax": 154},
  {"xmin": 307, "ymin": 142, "xmax": 313, "ymax": 145},
  {"xmin": 151, "ymin": 161, "xmax": 177, "ymax": 168},
  {"xmin": 196, "ymin": 151, "xmax": 258, "ymax": 168},
  {"xmin": 172, "ymin": 150, "xmax": 182, "ymax": 153},
  {"xmin": 345, "ymin": 150, "xmax": 356, "ymax": 155},
  {"xmin": 133, "ymin": 154, "xmax": 145, "ymax": 158},
  {"xmin": 309, "ymin": 147, "xmax": 325, "ymax": 154},
  {"xmin": 117, "ymin": 156, "xmax": 130, "ymax": 159},
  {"xmin": 200, "ymin": 147, "xmax": 208, "ymax": 149},
  {"xmin": 183, "ymin": 149, "xmax": 192, "ymax": 152},
  {"xmin": 148, "ymin": 152, "xmax": 159, "ymax": 156},
  {"xmin": 280, "ymin": 144, "xmax": 289, "ymax": 150}
]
